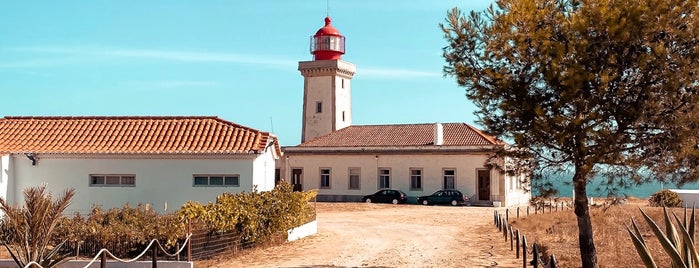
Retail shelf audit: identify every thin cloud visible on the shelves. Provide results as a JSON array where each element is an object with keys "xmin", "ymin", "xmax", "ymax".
[
  {"xmin": 3, "ymin": 46, "xmax": 297, "ymax": 68},
  {"xmin": 360, "ymin": 67, "xmax": 441, "ymax": 79},
  {"xmin": 125, "ymin": 80, "xmax": 219, "ymax": 89}
]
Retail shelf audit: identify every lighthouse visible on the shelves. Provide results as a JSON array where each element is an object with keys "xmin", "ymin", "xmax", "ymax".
[{"xmin": 298, "ymin": 17, "xmax": 356, "ymax": 143}]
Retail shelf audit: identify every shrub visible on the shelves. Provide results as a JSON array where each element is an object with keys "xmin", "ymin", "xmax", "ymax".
[
  {"xmin": 628, "ymin": 207, "xmax": 698, "ymax": 267},
  {"xmin": 178, "ymin": 181, "xmax": 316, "ymax": 245},
  {"xmin": 0, "ymin": 185, "xmax": 75, "ymax": 268},
  {"xmin": 648, "ymin": 189, "xmax": 683, "ymax": 207},
  {"xmin": 52, "ymin": 203, "xmax": 184, "ymax": 258}
]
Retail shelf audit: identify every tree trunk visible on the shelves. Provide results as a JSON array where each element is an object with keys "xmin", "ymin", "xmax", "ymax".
[{"xmin": 573, "ymin": 167, "xmax": 598, "ymax": 268}]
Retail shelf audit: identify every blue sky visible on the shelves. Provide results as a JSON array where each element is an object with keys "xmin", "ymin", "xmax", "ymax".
[{"xmin": 0, "ymin": 1, "xmax": 493, "ymax": 146}]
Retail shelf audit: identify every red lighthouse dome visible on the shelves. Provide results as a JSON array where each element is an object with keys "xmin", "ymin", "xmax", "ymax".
[{"xmin": 310, "ymin": 17, "xmax": 346, "ymax": 60}]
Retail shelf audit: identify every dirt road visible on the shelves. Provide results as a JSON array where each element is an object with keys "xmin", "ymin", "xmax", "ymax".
[{"xmin": 200, "ymin": 203, "xmax": 521, "ymax": 267}]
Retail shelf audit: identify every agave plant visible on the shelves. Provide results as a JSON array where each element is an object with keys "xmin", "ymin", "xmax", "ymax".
[
  {"xmin": 0, "ymin": 184, "xmax": 75, "ymax": 268},
  {"xmin": 627, "ymin": 206, "xmax": 699, "ymax": 268}
]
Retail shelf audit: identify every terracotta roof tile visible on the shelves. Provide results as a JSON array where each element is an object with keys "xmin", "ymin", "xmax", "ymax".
[
  {"xmin": 298, "ymin": 123, "xmax": 502, "ymax": 147},
  {"xmin": 0, "ymin": 116, "xmax": 280, "ymax": 155}
]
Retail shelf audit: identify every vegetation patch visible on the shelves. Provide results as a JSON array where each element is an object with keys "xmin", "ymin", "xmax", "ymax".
[
  {"xmin": 0, "ymin": 182, "xmax": 316, "ymax": 261},
  {"xmin": 509, "ymin": 200, "xmax": 677, "ymax": 267}
]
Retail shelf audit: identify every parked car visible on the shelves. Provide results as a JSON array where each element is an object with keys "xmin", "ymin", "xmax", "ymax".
[
  {"xmin": 417, "ymin": 189, "xmax": 469, "ymax": 206},
  {"xmin": 362, "ymin": 189, "xmax": 408, "ymax": 204}
]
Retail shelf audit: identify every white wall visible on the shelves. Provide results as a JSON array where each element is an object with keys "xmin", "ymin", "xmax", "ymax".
[
  {"xmin": 333, "ymin": 75, "xmax": 351, "ymax": 130},
  {"xmin": 252, "ymin": 148, "xmax": 277, "ymax": 191},
  {"xmin": 0, "ymin": 155, "xmax": 9, "ymax": 205},
  {"xmin": 304, "ymin": 76, "xmax": 334, "ymax": 142},
  {"xmin": 284, "ymin": 153, "xmax": 490, "ymax": 200},
  {"xmin": 8, "ymin": 154, "xmax": 263, "ymax": 214},
  {"xmin": 502, "ymin": 173, "xmax": 530, "ymax": 207}
]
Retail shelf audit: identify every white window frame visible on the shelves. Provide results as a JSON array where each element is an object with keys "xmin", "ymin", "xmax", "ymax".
[
  {"xmin": 443, "ymin": 169, "xmax": 456, "ymax": 189},
  {"xmin": 410, "ymin": 168, "xmax": 423, "ymax": 191},
  {"xmin": 193, "ymin": 174, "xmax": 240, "ymax": 187},
  {"xmin": 320, "ymin": 168, "xmax": 331, "ymax": 189},
  {"xmin": 378, "ymin": 168, "xmax": 391, "ymax": 189},
  {"xmin": 348, "ymin": 167, "xmax": 361, "ymax": 190},
  {"xmin": 90, "ymin": 174, "xmax": 136, "ymax": 187}
]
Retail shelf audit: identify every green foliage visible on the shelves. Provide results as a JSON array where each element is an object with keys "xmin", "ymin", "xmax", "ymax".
[
  {"xmin": 649, "ymin": 190, "xmax": 683, "ymax": 208},
  {"xmin": 442, "ymin": 0, "xmax": 699, "ymax": 267},
  {"xmin": 0, "ymin": 184, "xmax": 75, "ymax": 268},
  {"xmin": 627, "ymin": 207, "xmax": 699, "ymax": 268},
  {"xmin": 53, "ymin": 203, "xmax": 184, "ymax": 252},
  {"xmin": 178, "ymin": 182, "xmax": 316, "ymax": 244}
]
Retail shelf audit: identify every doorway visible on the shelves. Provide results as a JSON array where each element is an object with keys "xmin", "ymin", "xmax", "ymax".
[
  {"xmin": 478, "ymin": 169, "xmax": 491, "ymax": 201},
  {"xmin": 291, "ymin": 168, "xmax": 303, "ymax": 192}
]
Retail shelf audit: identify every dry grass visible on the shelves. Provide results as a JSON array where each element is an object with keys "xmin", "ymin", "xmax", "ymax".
[{"xmin": 509, "ymin": 198, "xmax": 693, "ymax": 268}]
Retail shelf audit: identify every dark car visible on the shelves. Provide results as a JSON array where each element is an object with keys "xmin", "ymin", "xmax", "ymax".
[
  {"xmin": 362, "ymin": 189, "xmax": 408, "ymax": 204},
  {"xmin": 417, "ymin": 189, "xmax": 469, "ymax": 206}
]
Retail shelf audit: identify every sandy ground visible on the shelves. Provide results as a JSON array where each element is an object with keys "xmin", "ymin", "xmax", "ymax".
[{"xmin": 198, "ymin": 202, "xmax": 521, "ymax": 268}]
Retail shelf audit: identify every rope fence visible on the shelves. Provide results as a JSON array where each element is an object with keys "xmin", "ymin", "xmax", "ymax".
[
  {"xmin": 494, "ymin": 200, "xmax": 572, "ymax": 268},
  {"xmin": 19, "ymin": 233, "xmax": 192, "ymax": 268}
]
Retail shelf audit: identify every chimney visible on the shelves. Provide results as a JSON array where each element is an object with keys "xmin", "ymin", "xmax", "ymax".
[{"xmin": 433, "ymin": 123, "xmax": 443, "ymax": 146}]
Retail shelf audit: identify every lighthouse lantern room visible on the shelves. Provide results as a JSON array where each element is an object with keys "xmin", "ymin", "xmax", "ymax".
[{"xmin": 310, "ymin": 17, "xmax": 346, "ymax": 60}]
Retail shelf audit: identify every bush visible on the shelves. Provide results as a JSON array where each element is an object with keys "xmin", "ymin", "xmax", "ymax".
[
  {"xmin": 178, "ymin": 181, "xmax": 316, "ymax": 244},
  {"xmin": 52, "ymin": 203, "xmax": 184, "ymax": 258},
  {"xmin": 648, "ymin": 189, "xmax": 683, "ymax": 207}
]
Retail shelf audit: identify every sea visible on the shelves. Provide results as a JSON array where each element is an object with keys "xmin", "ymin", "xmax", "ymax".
[{"xmin": 535, "ymin": 175, "xmax": 699, "ymax": 198}]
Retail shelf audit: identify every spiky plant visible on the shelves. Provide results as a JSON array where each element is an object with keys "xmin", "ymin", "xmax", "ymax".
[
  {"xmin": 627, "ymin": 206, "xmax": 699, "ymax": 268},
  {"xmin": 0, "ymin": 184, "xmax": 75, "ymax": 268}
]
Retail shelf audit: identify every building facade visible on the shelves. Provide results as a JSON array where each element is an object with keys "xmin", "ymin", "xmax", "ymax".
[
  {"xmin": 0, "ymin": 116, "xmax": 280, "ymax": 214},
  {"xmin": 277, "ymin": 17, "xmax": 530, "ymax": 207}
]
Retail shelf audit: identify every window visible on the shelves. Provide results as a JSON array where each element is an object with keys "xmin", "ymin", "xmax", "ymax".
[
  {"xmin": 341, "ymin": 78, "xmax": 345, "ymax": 89},
  {"xmin": 342, "ymin": 111, "xmax": 346, "ymax": 122},
  {"xmin": 316, "ymin": 101, "xmax": 322, "ymax": 113},
  {"xmin": 443, "ymin": 169, "xmax": 456, "ymax": 189},
  {"xmin": 348, "ymin": 167, "xmax": 360, "ymax": 190},
  {"xmin": 193, "ymin": 175, "xmax": 240, "ymax": 187},
  {"xmin": 410, "ymin": 168, "xmax": 422, "ymax": 191},
  {"xmin": 379, "ymin": 168, "xmax": 391, "ymax": 189},
  {"xmin": 90, "ymin": 174, "xmax": 135, "ymax": 187},
  {"xmin": 320, "ymin": 168, "xmax": 331, "ymax": 189}
]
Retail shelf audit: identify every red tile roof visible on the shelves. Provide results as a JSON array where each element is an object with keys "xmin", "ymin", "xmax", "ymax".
[
  {"xmin": 0, "ymin": 116, "xmax": 280, "ymax": 156},
  {"xmin": 297, "ymin": 123, "xmax": 501, "ymax": 147}
]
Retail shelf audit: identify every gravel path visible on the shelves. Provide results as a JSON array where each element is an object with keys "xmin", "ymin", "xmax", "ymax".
[{"xmin": 198, "ymin": 203, "xmax": 520, "ymax": 268}]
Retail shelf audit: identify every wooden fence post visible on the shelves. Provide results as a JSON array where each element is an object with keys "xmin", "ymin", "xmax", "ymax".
[
  {"xmin": 100, "ymin": 251, "xmax": 107, "ymax": 268},
  {"xmin": 556, "ymin": 202, "xmax": 558, "ymax": 212},
  {"xmin": 152, "ymin": 242, "xmax": 158, "ymax": 268},
  {"xmin": 496, "ymin": 214, "xmax": 501, "ymax": 230},
  {"xmin": 494, "ymin": 211, "xmax": 497, "ymax": 225},
  {"xmin": 506, "ymin": 208, "xmax": 509, "ymax": 223},
  {"xmin": 549, "ymin": 202, "xmax": 552, "ymax": 213},
  {"xmin": 509, "ymin": 226, "xmax": 514, "ymax": 251},
  {"xmin": 515, "ymin": 229, "xmax": 520, "ymax": 259},
  {"xmin": 517, "ymin": 207, "xmax": 520, "ymax": 218},
  {"xmin": 522, "ymin": 235, "xmax": 527, "ymax": 268},
  {"xmin": 187, "ymin": 220, "xmax": 192, "ymax": 262},
  {"xmin": 550, "ymin": 254, "xmax": 558, "ymax": 268},
  {"xmin": 527, "ymin": 206, "xmax": 530, "ymax": 216},
  {"xmin": 503, "ymin": 222, "xmax": 508, "ymax": 242},
  {"xmin": 532, "ymin": 243, "xmax": 539, "ymax": 268}
]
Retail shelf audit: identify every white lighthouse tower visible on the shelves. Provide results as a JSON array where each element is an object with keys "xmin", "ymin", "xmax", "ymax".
[{"xmin": 298, "ymin": 17, "xmax": 356, "ymax": 143}]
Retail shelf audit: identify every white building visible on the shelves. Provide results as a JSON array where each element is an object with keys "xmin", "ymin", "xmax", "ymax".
[
  {"xmin": 277, "ymin": 17, "xmax": 530, "ymax": 207},
  {"xmin": 0, "ymin": 116, "xmax": 280, "ymax": 214}
]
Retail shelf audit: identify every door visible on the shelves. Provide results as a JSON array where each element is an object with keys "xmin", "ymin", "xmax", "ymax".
[
  {"xmin": 291, "ymin": 168, "xmax": 303, "ymax": 192},
  {"xmin": 434, "ymin": 191, "xmax": 449, "ymax": 204},
  {"xmin": 478, "ymin": 170, "xmax": 491, "ymax": 201}
]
